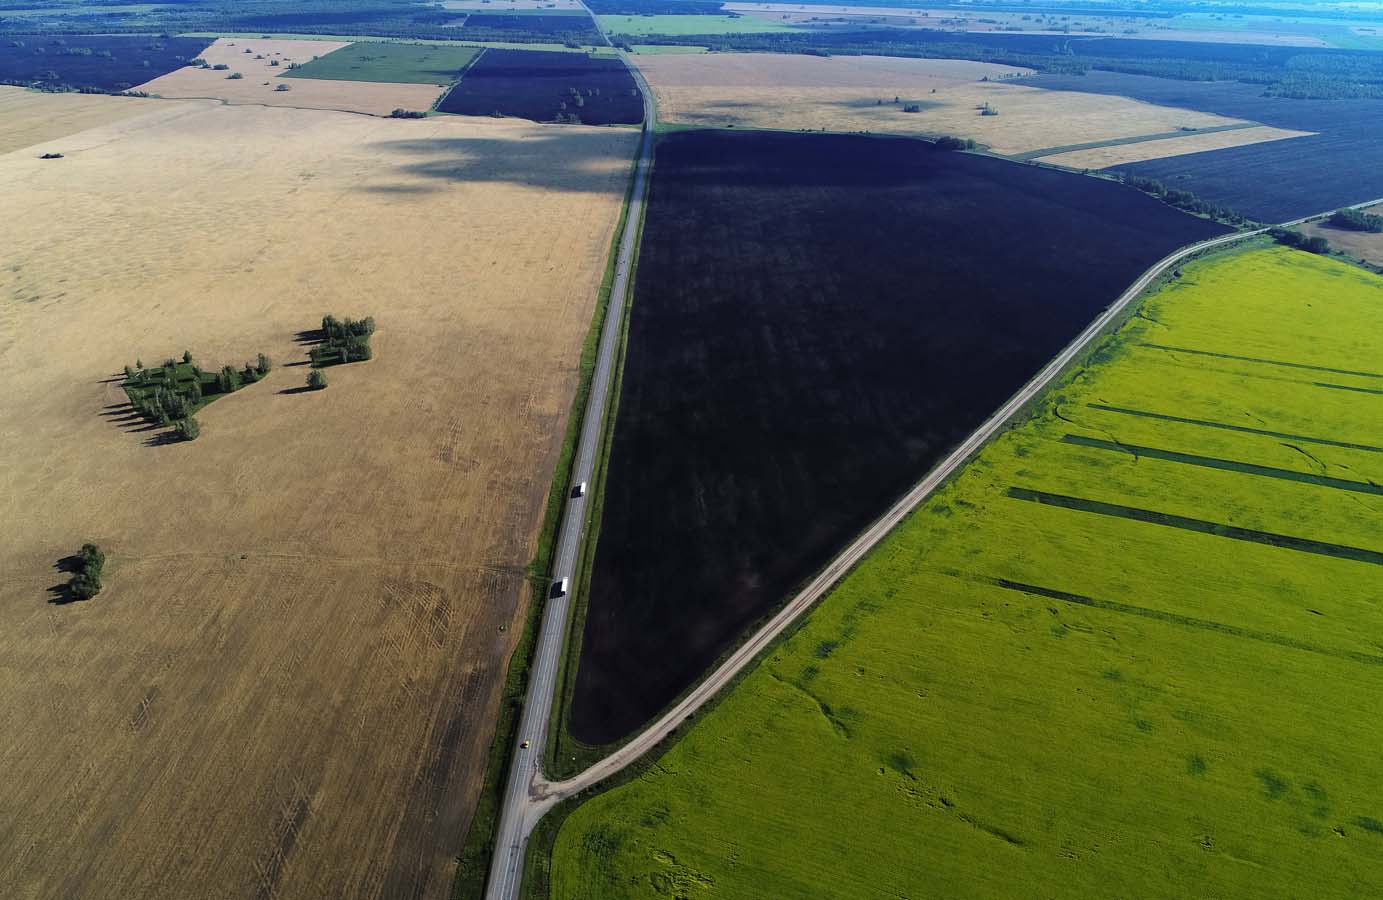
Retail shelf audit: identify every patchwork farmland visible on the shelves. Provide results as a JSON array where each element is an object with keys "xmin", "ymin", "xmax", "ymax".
[
  {"xmin": 561, "ymin": 128, "xmax": 1229, "ymax": 747},
  {"xmin": 0, "ymin": 98, "xmax": 635, "ymax": 900},
  {"xmin": 438, "ymin": 49, "xmax": 642, "ymax": 125},
  {"xmin": 136, "ymin": 38, "xmax": 450, "ymax": 116},
  {"xmin": 549, "ymin": 245, "xmax": 1383, "ymax": 899},
  {"xmin": 1023, "ymin": 71, "xmax": 1383, "ymax": 220}
]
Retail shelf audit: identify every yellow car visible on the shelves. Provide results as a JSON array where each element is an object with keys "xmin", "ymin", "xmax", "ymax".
[{"xmin": 520, "ymin": 740, "xmax": 531, "ymax": 749}]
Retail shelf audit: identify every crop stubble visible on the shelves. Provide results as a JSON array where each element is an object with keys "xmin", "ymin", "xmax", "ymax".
[
  {"xmin": 0, "ymin": 102, "xmax": 634, "ymax": 900},
  {"xmin": 630, "ymin": 52, "xmax": 1279, "ymax": 157}
]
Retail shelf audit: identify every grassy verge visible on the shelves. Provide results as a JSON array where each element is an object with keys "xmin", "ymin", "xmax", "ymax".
[{"xmin": 449, "ymin": 140, "xmax": 641, "ymax": 900}]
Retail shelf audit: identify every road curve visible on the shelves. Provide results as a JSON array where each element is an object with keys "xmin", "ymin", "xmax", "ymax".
[{"xmin": 480, "ymin": 54, "xmax": 657, "ymax": 900}]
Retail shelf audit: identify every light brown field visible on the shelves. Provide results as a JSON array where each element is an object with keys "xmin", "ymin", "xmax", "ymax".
[
  {"xmin": 1300, "ymin": 205, "xmax": 1383, "ymax": 266},
  {"xmin": 136, "ymin": 37, "xmax": 445, "ymax": 116},
  {"xmin": 0, "ymin": 86, "xmax": 179, "ymax": 154},
  {"xmin": 1034, "ymin": 124, "xmax": 1315, "ymax": 168},
  {"xmin": 0, "ymin": 102, "xmax": 634, "ymax": 900},
  {"xmin": 723, "ymin": 4, "xmax": 1331, "ymax": 45},
  {"xmin": 632, "ymin": 52, "xmax": 1253, "ymax": 156}
]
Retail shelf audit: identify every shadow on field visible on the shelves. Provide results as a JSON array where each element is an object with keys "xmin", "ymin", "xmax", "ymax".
[
  {"xmin": 277, "ymin": 386, "xmax": 316, "ymax": 396},
  {"xmin": 364, "ymin": 131, "xmax": 634, "ymax": 195},
  {"xmin": 293, "ymin": 329, "xmax": 324, "ymax": 345},
  {"xmin": 47, "ymin": 556, "xmax": 84, "ymax": 604}
]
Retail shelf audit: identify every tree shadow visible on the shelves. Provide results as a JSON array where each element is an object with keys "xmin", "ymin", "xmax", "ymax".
[
  {"xmin": 283, "ymin": 360, "xmax": 310, "ymax": 368},
  {"xmin": 48, "ymin": 556, "xmax": 83, "ymax": 604},
  {"xmin": 277, "ymin": 386, "xmax": 317, "ymax": 396},
  {"xmin": 294, "ymin": 328, "xmax": 325, "ymax": 345}
]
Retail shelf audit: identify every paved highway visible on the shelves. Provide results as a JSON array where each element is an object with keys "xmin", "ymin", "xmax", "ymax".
[{"xmin": 481, "ymin": 52, "xmax": 657, "ymax": 900}]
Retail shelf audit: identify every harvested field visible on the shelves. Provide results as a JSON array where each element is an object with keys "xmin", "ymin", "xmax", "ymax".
[
  {"xmin": 0, "ymin": 86, "xmax": 169, "ymax": 155},
  {"xmin": 1299, "ymin": 205, "xmax": 1383, "ymax": 266},
  {"xmin": 1034, "ymin": 124, "xmax": 1314, "ymax": 169},
  {"xmin": 136, "ymin": 38, "xmax": 446, "ymax": 116},
  {"xmin": 438, "ymin": 49, "xmax": 642, "ymax": 125},
  {"xmin": 631, "ymin": 52, "xmax": 1255, "ymax": 157},
  {"xmin": 564, "ymin": 128, "xmax": 1227, "ymax": 745},
  {"xmin": 0, "ymin": 102, "xmax": 634, "ymax": 900},
  {"xmin": 552, "ymin": 246, "xmax": 1383, "ymax": 900},
  {"xmin": 1022, "ymin": 71, "xmax": 1383, "ymax": 220}
]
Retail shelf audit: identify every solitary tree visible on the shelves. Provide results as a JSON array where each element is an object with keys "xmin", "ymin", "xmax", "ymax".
[
  {"xmin": 175, "ymin": 416, "xmax": 200, "ymax": 441},
  {"xmin": 182, "ymin": 349, "xmax": 193, "ymax": 364},
  {"xmin": 308, "ymin": 369, "xmax": 327, "ymax": 391}
]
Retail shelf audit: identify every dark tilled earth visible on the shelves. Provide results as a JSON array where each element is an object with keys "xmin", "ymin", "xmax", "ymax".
[{"xmin": 568, "ymin": 129, "xmax": 1229, "ymax": 744}]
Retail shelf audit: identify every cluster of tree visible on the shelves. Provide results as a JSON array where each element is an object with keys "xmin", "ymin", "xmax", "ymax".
[
  {"xmin": 310, "ymin": 314, "xmax": 375, "ymax": 367},
  {"xmin": 68, "ymin": 543, "xmax": 105, "ymax": 601},
  {"xmin": 934, "ymin": 135, "xmax": 978, "ymax": 151},
  {"xmin": 1121, "ymin": 175, "xmax": 1249, "ymax": 225},
  {"xmin": 389, "ymin": 107, "xmax": 426, "ymax": 118},
  {"xmin": 1329, "ymin": 207, "xmax": 1383, "ymax": 233},
  {"xmin": 1270, "ymin": 228, "xmax": 1331, "ymax": 254},
  {"xmin": 121, "ymin": 351, "xmax": 271, "ymax": 439}
]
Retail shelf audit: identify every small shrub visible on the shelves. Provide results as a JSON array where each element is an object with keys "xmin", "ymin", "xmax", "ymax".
[
  {"xmin": 67, "ymin": 542, "xmax": 106, "ymax": 600},
  {"xmin": 256, "ymin": 353, "xmax": 272, "ymax": 376},
  {"xmin": 39, "ymin": 152, "xmax": 64, "ymax": 159},
  {"xmin": 308, "ymin": 369, "xmax": 327, "ymax": 390},
  {"xmin": 212, "ymin": 63, "xmax": 229, "ymax": 70},
  {"xmin": 275, "ymin": 84, "xmax": 290, "ymax": 92},
  {"xmin": 175, "ymin": 416, "xmax": 200, "ymax": 441},
  {"xmin": 227, "ymin": 72, "xmax": 244, "ymax": 80}
]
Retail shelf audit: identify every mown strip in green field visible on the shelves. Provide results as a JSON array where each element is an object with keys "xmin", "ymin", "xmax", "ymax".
[{"xmin": 546, "ymin": 245, "xmax": 1383, "ymax": 899}]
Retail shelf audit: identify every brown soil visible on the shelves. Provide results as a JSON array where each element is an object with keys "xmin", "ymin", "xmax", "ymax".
[{"xmin": 1299, "ymin": 205, "xmax": 1383, "ymax": 266}]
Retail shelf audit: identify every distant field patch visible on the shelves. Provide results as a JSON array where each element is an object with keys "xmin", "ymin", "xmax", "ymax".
[
  {"xmin": 0, "ymin": 34, "xmax": 211, "ymax": 92},
  {"xmin": 459, "ymin": 12, "xmax": 602, "ymax": 42},
  {"xmin": 552, "ymin": 246, "xmax": 1383, "ymax": 900},
  {"xmin": 437, "ymin": 49, "xmax": 642, "ymax": 124},
  {"xmin": 1021, "ymin": 71, "xmax": 1383, "ymax": 220},
  {"xmin": 282, "ymin": 41, "xmax": 479, "ymax": 84},
  {"xmin": 598, "ymin": 13, "xmax": 797, "ymax": 33},
  {"xmin": 1032, "ymin": 124, "xmax": 1315, "ymax": 168},
  {"xmin": 137, "ymin": 38, "xmax": 446, "ymax": 116},
  {"xmin": 632, "ymin": 52, "xmax": 1260, "ymax": 157}
]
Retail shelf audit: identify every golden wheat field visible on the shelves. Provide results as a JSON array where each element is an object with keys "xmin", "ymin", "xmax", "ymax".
[
  {"xmin": 0, "ymin": 97, "xmax": 634, "ymax": 900},
  {"xmin": 136, "ymin": 37, "xmax": 446, "ymax": 116},
  {"xmin": 631, "ymin": 52, "xmax": 1275, "ymax": 156},
  {"xmin": 0, "ymin": 85, "xmax": 177, "ymax": 154}
]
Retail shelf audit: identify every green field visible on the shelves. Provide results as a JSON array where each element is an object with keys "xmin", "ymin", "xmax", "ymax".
[
  {"xmin": 547, "ymin": 246, "xmax": 1383, "ymax": 899},
  {"xmin": 597, "ymin": 14, "xmax": 797, "ymax": 35},
  {"xmin": 281, "ymin": 41, "xmax": 480, "ymax": 84}
]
